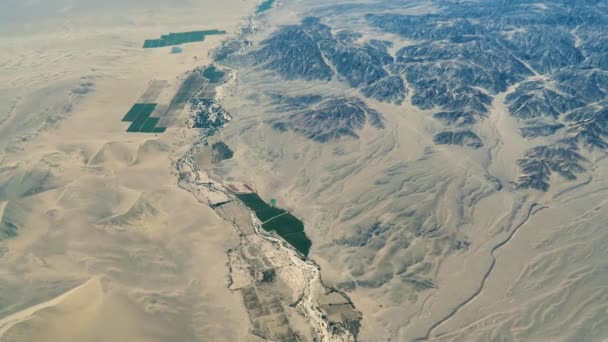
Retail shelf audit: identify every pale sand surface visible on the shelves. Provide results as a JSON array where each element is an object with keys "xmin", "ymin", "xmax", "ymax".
[
  {"xmin": 207, "ymin": 2, "xmax": 608, "ymax": 340},
  {"xmin": 2, "ymin": 1, "xmax": 608, "ymax": 341},
  {"xmin": 217, "ymin": 78, "xmax": 608, "ymax": 341},
  {"xmin": 0, "ymin": 1, "xmax": 260, "ymax": 341}
]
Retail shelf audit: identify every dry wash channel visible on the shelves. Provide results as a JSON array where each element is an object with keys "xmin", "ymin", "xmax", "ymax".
[{"xmin": 174, "ymin": 64, "xmax": 361, "ymax": 341}]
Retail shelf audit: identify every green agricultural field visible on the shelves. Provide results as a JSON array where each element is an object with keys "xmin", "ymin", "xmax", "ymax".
[
  {"xmin": 140, "ymin": 117, "xmax": 161, "ymax": 133},
  {"xmin": 143, "ymin": 30, "xmax": 227, "ymax": 49},
  {"xmin": 202, "ymin": 65, "xmax": 226, "ymax": 83},
  {"xmin": 237, "ymin": 192, "xmax": 312, "ymax": 256},
  {"xmin": 122, "ymin": 103, "xmax": 156, "ymax": 122},
  {"xmin": 122, "ymin": 103, "xmax": 143, "ymax": 121},
  {"xmin": 256, "ymin": 0, "xmax": 276, "ymax": 14},
  {"xmin": 236, "ymin": 193, "xmax": 285, "ymax": 222},
  {"xmin": 126, "ymin": 103, "xmax": 155, "ymax": 131},
  {"xmin": 122, "ymin": 103, "xmax": 166, "ymax": 133},
  {"xmin": 127, "ymin": 117, "xmax": 148, "ymax": 132},
  {"xmin": 263, "ymin": 213, "xmax": 311, "ymax": 255},
  {"xmin": 282, "ymin": 232, "xmax": 312, "ymax": 256},
  {"xmin": 262, "ymin": 213, "xmax": 304, "ymax": 236},
  {"xmin": 169, "ymin": 73, "xmax": 205, "ymax": 109}
]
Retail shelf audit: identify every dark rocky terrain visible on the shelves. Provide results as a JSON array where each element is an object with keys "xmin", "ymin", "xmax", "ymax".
[
  {"xmin": 251, "ymin": 17, "xmax": 407, "ymax": 104},
  {"xmin": 210, "ymin": 1, "xmax": 608, "ymax": 340},
  {"xmin": 269, "ymin": 96, "xmax": 384, "ymax": 142},
  {"xmin": 367, "ymin": 0, "xmax": 608, "ymax": 190},
  {"xmin": 221, "ymin": 0, "xmax": 608, "ymax": 190}
]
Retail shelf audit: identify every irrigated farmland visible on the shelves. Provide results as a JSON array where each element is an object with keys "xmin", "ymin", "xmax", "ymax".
[
  {"xmin": 143, "ymin": 30, "xmax": 226, "ymax": 49},
  {"xmin": 236, "ymin": 193, "xmax": 285, "ymax": 222},
  {"xmin": 236, "ymin": 193, "xmax": 312, "ymax": 256},
  {"xmin": 122, "ymin": 103, "xmax": 166, "ymax": 133}
]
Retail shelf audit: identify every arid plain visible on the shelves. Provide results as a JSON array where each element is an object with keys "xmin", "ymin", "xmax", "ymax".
[
  {"xmin": 0, "ymin": 1, "xmax": 263, "ymax": 341},
  {"xmin": 2, "ymin": 0, "xmax": 608, "ymax": 341}
]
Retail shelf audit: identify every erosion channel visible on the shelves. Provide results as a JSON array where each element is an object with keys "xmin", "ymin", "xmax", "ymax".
[{"xmin": 174, "ymin": 29, "xmax": 362, "ymax": 342}]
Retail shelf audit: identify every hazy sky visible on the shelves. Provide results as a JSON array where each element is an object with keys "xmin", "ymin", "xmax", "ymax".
[{"xmin": 0, "ymin": 0, "xmax": 193, "ymax": 28}]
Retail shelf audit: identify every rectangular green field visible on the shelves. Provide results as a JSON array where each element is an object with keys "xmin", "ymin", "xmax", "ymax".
[
  {"xmin": 162, "ymin": 35, "xmax": 175, "ymax": 45},
  {"xmin": 141, "ymin": 103, "xmax": 157, "ymax": 115},
  {"xmin": 126, "ymin": 103, "xmax": 156, "ymax": 132},
  {"xmin": 168, "ymin": 35, "xmax": 180, "ymax": 45},
  {"xmin": 127, "ymin": 120, "xmax": 146, "ymax": 132},
  {"xmin": 189, "ymin": 32, "xmax": 206, "ymax": 41},
  {"xmin": 143, "ymin": 39, "xmax": 161, "ymax": 49},
  {"xmin": 122, "ymin": 103, "xmax": 145, "ymax": 121},
  {"xmin": 123, "ymin": 103, "xmax": 156, "ymax": 122},
  {"xmin": 143, "ymin": 30, "xmax": 225, "ymax": 49},
  {"xmin": 236, "ymin": 193, "xmax": 286, "ymax": 222},
  {"xmin": 197, "ymin": 29, "xmax": 226, "ymax": 35},
  {"xmin": 140, "ymin": 117, "xmax": 160, "ymax": 133}
]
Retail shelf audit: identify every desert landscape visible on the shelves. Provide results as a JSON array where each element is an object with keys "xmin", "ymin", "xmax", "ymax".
[
  {"xmin": 1, "ymin": 0, "xmax": 608, "ymax": 341},
  {"xmin": 0, "ymin": 1, "xmax": 258, "ymax": 341}
]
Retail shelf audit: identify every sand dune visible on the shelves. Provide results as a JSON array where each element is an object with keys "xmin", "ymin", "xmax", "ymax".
[
  {"xmin": 0, "ymin": 278, "xmax": 97, "ymax": 339},
  {"xmin": 205, "ymin": 1, "xmax": 608, "ymax": 340},
  {"xmin": 0, "ymin": 0, "xmax": 258, "ymax": 341},
  {"xmin": 3, "ymin": 0, "xmax": 607, "ymax": 341}
]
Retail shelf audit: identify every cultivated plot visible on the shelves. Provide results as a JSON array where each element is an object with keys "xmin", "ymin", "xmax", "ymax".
[
  {"xmin": 202, "ymin": 65, "xmax": 226, "ymax": 83},
  {"xmin": 236, "ymin": 193, "xmax": 286, "ymax": 222},
  {"xmin": 236, "ymin": 193, "xmax": 312, "ymax": 256},
  {"xmin": 143, "ymin": 30, "xmax": 227, "ymax": 49},
  {"xmin": 122, "ymin": 103, "xmax": 167, "ymax": 133},
  {"xmin": 256, "ymin": 0, "xmax": 276, "ymax": 14}
]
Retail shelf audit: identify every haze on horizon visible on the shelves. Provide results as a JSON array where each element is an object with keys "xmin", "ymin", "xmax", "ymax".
[{"xmin": 1, "ymin": 0, "xmax": 607, "ymax": 341}]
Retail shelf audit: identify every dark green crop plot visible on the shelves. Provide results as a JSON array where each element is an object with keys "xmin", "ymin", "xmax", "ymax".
[
  {"xmin": 122, "ymin": 103, "xmax": 166, "ymax": 133},
  {"xmin": 256, "ymin": 0, "xmax": 276, "ymax": 14},
  {"xmin": 237, "ymin": 192, "xmax": 312, "ymax": 256},
  {"xmin": 262, "ymin": 213, "xmax": 304, "ymax": 236},
  {"xmin": 263, "ymin": 213, "xmax": 311, "ymax": 256},
  {"xmin": 122, "ymin": 103, "xmax": 155, "ymax": 122},
  {"xmin": 127, "ymin": 117, "xmax": 148, "ymax": 132},
  {"xmin": 198, "ymin": 29, "xmax": 226, "ymax": 35},
  {"xmin": 282, "ymin": 232, "xmax": 312, "ymax": 256},
  {"xmin": 142, "ymin": 40, "xmax": 156, "ymax": 49},
  {"xmin": 202, "ymin": 65, "xmax": 226, "ymax": 83},
  {"xmin": 236, "ymin": 193, "xmax": 285, "ymax": 222},
  {"xmin": 140, "ymin": 117, "xmax": 160, "ymax": 133},
  {"xmin": 122, "ymin": 103, "xmax": 143, "ymax": 121},
  {"xmin": 143, "ymin": 30, "xmax": 227, "ymax": 49}
]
